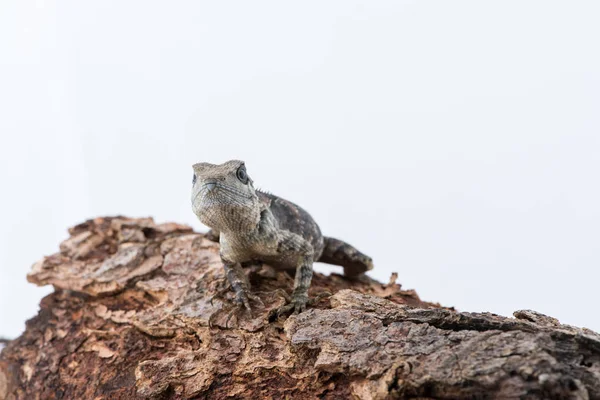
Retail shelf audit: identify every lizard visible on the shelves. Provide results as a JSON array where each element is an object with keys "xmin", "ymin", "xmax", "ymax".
[{"xmin": 191, "ymin": 160, "xmax": 373, "ymax": 317}]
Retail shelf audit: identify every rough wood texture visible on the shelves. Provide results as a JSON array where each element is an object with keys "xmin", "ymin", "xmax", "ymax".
[{"xmin": 1, "ymin": 217, "xmax": 599, "ymax": 399}]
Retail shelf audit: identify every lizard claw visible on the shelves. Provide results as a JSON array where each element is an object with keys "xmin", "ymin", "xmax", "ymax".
[
  {"xmin": 249, "ymin": 292, "xmax": 265, "ymax": 309},
  {"xmin": 209, "ymin": 284, "xmax": 232, "ymax": 307},
  {"xmin": 234, "ymin": 291, "xmax": 264, "ymax": 316},
  {"xmin": 308, "ymin": 291, "xmax": 332, "ymax": 306},
  {"xmin": 270, "ymin": 293, "xmax": 308, "ymax": 320},
  {"xmin": 210, "ymin": 292, "xmax": 264, "ymax": 329},
  {"xmin": 208, "ymin": 285, "xmax": 264, "ymax": 328},
  {"xmin": 225, "ymin": 292, "xmax": 263, "ymax": 326},
  {"xmin": 269, "ymin": 290, "xmax": 332, "ymax": 320},
  {"xmin": 273, "ymin": 288, "xmax": 291, "ymax": 303}
]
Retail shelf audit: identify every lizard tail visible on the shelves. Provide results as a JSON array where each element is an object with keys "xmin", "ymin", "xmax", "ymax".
[{"xmin": 317, "ymin": 236, "xmax": 373, "ymax": 278}]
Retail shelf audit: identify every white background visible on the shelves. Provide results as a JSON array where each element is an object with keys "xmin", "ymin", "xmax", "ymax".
[{"xmin": 1, "ymin": 1, "xmax": 599, "ymax": 338}]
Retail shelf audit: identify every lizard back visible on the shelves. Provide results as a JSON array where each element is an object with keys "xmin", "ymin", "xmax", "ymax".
[{"xmin": 257, "ymin": 190, "xmax": 325, "ymax": 259}]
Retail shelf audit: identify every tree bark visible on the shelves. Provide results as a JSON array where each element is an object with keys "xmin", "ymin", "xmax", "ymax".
[{"xmin": 1, "ymin": 217, "xmax": 598, "ymax": 399}]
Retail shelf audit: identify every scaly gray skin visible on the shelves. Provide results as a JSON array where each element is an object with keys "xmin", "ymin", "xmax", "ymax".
[{"xmin": 191, "ymin": 160, "xmax": 373, "ymax": 317}]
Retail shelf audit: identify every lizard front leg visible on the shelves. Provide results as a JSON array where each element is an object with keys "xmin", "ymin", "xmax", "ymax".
[
  {"xmin": 288, "ymin": 252, "xmax": 314, "ymax": 314},
  {"xmin": 221, "ymin": 257, "xmax": 257, "ymax": 313},
  {"xmin": 272, "ymin": 233, "xmax": 315, "ymax": 317}
]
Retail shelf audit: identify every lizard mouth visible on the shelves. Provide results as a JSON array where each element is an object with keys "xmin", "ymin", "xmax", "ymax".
[
  {"xmin": 192, "ymin": 182, "xmax": 218, "ymax": 202},
  {"xmin": 192, "ymin": 185, "xmax": 214, "ymax": 205},
  {"xmin": 193, "ymin": 182, "xmax": 255, "ymax": 205}
]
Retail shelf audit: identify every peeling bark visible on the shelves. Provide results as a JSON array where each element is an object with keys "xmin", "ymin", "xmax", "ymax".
[{"xmin": 0, "ymin": 217, "xmax": 599, "ymax": 399}]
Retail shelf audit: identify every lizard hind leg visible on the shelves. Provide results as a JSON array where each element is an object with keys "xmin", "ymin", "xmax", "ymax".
[{"xmin": 318, "ymin": 236, "xmax": 374, "ymax": 278}]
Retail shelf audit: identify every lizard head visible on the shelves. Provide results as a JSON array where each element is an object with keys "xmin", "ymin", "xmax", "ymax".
[{"xmin": 191, "ymin": 160, "xmax": 261, "ymax": 233}]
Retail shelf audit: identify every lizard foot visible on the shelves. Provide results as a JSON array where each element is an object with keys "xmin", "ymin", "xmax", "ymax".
[
  {"xmin": 208, "ymin": 284, "xmax": 233, "ymax": 307},
  {"xmin": 209, "ymin": 291, "xmax": 264, "ymax": 328},
  {"xmin": 269, "ymin": 291, "xmax": 332, "ymax": 320},
  {"xmin": 235, "ymin": 291, "xmax": 265, "ymax": 314},
  {"xmin": 209, "ymin": 280, "xmax": 264, "ymax": 311},
  {"xmin": 271, "ymin": 294, "xmax": 307, "ymax": 318},
  {"xmin": 223, "ymin": 292, "xmax": 264, "ymax": 327}
]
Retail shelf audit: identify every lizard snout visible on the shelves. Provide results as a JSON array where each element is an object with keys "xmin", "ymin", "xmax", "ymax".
[{"xmin": 204, "ymin": 182, "xmax": 217, "ymax": 192}]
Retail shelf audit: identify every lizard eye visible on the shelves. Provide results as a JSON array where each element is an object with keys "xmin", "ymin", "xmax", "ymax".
[
  {"xmin": 236, "ymin": 166, "xmax": 248, "ymax": 184},
  {"xmin": 192, "ymin": 173, "xmax": 197, "ymax": 185}
]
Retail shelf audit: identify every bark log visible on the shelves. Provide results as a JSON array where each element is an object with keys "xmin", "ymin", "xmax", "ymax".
[{"xmin": 1, "ymin": 217, "xmax": 599, "ymax": 399}]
